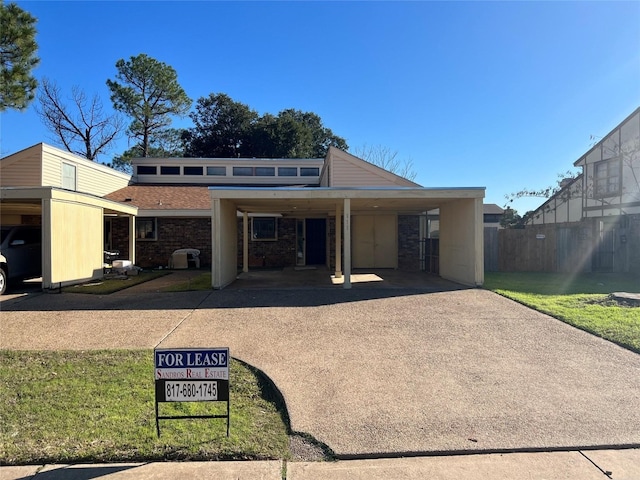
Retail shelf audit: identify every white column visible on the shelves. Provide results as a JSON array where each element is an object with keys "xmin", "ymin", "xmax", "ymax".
[
  {"xmin": 212, "ymin": 198, "xmax": 220, "ymax": 288},
  {"xmin": 335, "ymin": 203, "xmax": 342, "ymax": 278},
  {"xmin": 129, "ymin": 215, "xmax": 136, "ymax": 265},
  {"xmin": 243, "ymin": 212, "xmax": 249, "ymax": 273},
  {"xmin": 343, "ymin": 198, "xmax": 351, "ymax": 289}
]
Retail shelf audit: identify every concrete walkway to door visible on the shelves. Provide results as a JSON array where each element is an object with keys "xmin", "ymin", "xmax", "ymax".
[{"xmin": 2, "ymin": 273, "xmax": 639, "ymax": 458}]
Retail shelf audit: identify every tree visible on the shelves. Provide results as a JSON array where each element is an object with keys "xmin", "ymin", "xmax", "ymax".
[
  {"xmin": 183, "ymin": 93, "xmax": 349, "ymax": 159},
  {"xmin": 36, "ymin": 78, "xmax": 123, "ymax": 161},
  {"xmin": 106, "ymin": 54, "xmax": 191, "ymax": 157},
  {"xmin": 183, "ymin": 93, "xmax": 258, "ymax": 158},
  {"xmin": 350, "ymin": 144, "xmax": 417, "ymax": 181},
  {"xmin": 500, "ymin": 207, "xmax": 526, "ymax": 229},
  {"xmin": 253, "ymin": 109, "xmax": 348, "ymax": 158},
  {"xmin": 0, "ymin": 2, "xmax": 39, "ymax": 111}
]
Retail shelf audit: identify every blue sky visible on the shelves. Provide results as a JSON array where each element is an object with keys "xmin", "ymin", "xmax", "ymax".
[{"xmin": 2, "ymin": 1, "xmax": 639, "ymax": 214}]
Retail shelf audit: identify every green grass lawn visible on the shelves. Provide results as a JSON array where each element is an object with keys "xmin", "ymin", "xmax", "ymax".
[
  {"xmin": 0, "ymin": 350, "xmax": 290, "ymax": 465},
  {"xmin": 484, "ymin": 272, "xmax": 640, "ymax": 353}
]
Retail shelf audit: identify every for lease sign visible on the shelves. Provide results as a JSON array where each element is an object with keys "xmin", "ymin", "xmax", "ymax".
[{"xmin": 155, "ymin": 348, "xmax": 229, "ymax": 380}]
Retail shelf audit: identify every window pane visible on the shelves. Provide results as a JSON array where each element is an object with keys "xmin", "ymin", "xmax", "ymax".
[
  {"xmin": 255, "ymin": 167, "xmax": 275, "ymax": 176},
  {"xmin": 207, "ymin": 166, "xmax": 226, "ymax": 176},
  {"xmin": 137, "ymin": 166, "xmax": 157, "ymax": 175},
  {"xmin": 593, "ymin": 159, "xmax": 621, "ymax": 197},
  {"xmin": 160, "ymin": 166, "xmax": 180, "ymax": 175},
  {"xmin": 233, "ymin": 167, "xmax": 253, "ymax": 176},
  {"xmin": 62, "ymin": 163, "xmax": 76, "ymax": 190},
  {"xmin": 278, "ymin": 167, "xmax": 297, "ymax": 176},
  {"xmin": 136, "ymin": 218, "xmax": 157, "ymax": 240},
  {"xmin": 300, "ymin": 167, "xmax": 319, "ymax": 176},
  {"xmin": 252, "ymin": 217, "xmax": 277, "ymax": 240},
  {"xmin": 184, "ymin": 166, "xmax": 203, "ymax": 175}
]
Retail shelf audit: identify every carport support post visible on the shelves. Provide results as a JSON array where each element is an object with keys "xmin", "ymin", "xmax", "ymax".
[
  {"xmin": 128, "ymin": 216, "xmax": 136, "ymax": 265},
  {"xmin": 343, "ymin": 198, "xmax": 351, "ymax": 289},
  {"xmin": 335, "ymin": 203, "xmax": 342, "ymax": 278},
  {"xmin": 242, "ymin": 212, "xmax": 249, "ymax": 273}
]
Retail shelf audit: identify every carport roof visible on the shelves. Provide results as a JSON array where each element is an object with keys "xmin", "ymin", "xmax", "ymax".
[
  {"xmin": 1, "ymin": 186, "xmax": 138, "ymax": 216},
  {"xmin": 209, "ymin": 186, "xmax": 485, "ymax": 215}
]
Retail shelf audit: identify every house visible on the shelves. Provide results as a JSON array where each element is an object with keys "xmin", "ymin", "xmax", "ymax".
[
  {"xmin": 511, "ymin": 107, "xmax": 640, "ymax": 273},
  {"xmin": 1, "ymin": 144, "xmax": 486, "ymax": 290},
  {"xmin": 0, "ymin": 143, "xmax": 138, "ymax": 290}
]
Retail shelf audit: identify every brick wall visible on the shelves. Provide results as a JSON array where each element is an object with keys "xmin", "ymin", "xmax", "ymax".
[
  {"xmin": 111, "ymin": 217, "xmax": 211, "ymax": 269},
  {"xmin": 237, "ymin": 217, "xmax": 297, "ymax": 268},
  {"xmin": 398, "ymin": 215, "xmax": 421, "ymax": 271}
]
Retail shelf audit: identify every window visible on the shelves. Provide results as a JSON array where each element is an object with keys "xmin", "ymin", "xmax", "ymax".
[
  {"xmin": 207, "ymin": 166, "xmax": 226, "ymax": 176},
  {"xmin": 233, "ymin": 166, "xmax": 253, "ymax": 176},
  {"xmin": 184, "ymin": 166, "xmax": 203, "ymax": 175},
  {"xmin": 278, "ymin": 167, "xmax": 297, "ymax": 176},
  {"xmin": 160, "ymin": 166, "xmax": 180, "ymax": 175},
  {"xmin": 300, "ymin": 167, "xmax": 319, "ymax": 176},
  {"xmin": 252, "ymin": 217, "xmax": 277, "ymax": 241},
  {"xmin": 137, "ymin": 165, "xmax": 157, "ymax": 175},
  {"xmin": 136, "ymin": 217, "xmax": 157, "ymax": 240},
  {"xmin": 484, "ymin": 214, "xmax": 502, "ymax": 223},
  {"xmin": 594, "ymin": 159, "xmax": 621, "ymax": 197},
  {"xmin": 255, "ymin": 167, "xmax": 275, "ymax": 176},
  {"xmin": 62, "ymin": 163, "xmax": 76, "ymax": 190}
]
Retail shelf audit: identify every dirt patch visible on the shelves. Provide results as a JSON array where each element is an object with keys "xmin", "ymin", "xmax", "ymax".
[{"xmin": 586, "ymin": 293, "xmax": 640, "ymax": 307}]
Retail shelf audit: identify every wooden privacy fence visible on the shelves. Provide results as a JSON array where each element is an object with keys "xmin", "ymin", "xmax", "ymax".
[{"xmin": 497, "ymin": 215, "xmax": 639, "ymax": 273}]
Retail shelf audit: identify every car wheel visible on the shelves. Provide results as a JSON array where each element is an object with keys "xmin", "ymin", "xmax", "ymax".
[{"xmin": 0, "ymin": 268, "xmax": 6, "ymax": 295}]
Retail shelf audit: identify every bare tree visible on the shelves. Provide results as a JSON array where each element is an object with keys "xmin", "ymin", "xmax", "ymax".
[
  {"xmin": 36, "ymin": 78, "xmax": 124, "ymax": 161},
  {"xmin": 351, "ymin": 144, "xmax": 417, "ymax": 181}
]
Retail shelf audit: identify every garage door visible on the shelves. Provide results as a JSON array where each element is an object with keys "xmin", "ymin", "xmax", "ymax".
[{"xmin": 352, "ymin": 215, "xmax": 397, "ymax": 268}]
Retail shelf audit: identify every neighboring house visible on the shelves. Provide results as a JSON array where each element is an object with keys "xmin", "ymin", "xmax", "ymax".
[
  {"xmin": 2, "ymin": 144, "xmax": 487, "ymax": 289},
  {"xmin": 508, "ymin": 107, "xmax": 640, "ymax": 273}
]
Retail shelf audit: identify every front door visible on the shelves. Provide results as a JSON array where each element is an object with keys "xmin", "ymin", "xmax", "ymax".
[{"xmin": 305, "ymin": 219, "xmax": 326, "ymax": 265}]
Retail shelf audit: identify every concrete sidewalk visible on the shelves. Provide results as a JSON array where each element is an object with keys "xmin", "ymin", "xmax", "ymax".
[{"xmin": 2, "ymin": 449, "xmax": 638, "ymax": 479}]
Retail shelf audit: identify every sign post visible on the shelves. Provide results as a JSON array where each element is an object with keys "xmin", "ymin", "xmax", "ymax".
[{"xmin": 154, "ymin": 347, "xmax": 230, "ymax": 437}]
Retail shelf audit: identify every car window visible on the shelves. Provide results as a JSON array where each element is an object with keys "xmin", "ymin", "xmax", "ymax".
[
  {"xmin": 0, "ymin": 227, "xmax": 11, "ymax": 244},
  {"xmin": 19, "ymin": 229, "xmax": 41, "ymax": 245}
]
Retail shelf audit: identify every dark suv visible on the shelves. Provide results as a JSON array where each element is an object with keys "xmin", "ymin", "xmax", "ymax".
[{"xmin": 0, "ymin": 225, "xmax": 42, "ymax": 295}]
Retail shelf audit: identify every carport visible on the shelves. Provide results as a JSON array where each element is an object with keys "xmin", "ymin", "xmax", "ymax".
[
  {"xmin": 210, "ymin": 186, "xmax": 485, "ymax": 289},
  {"xmin": 1, "ymin": 187, "xmax": 137, "ymax": 290}
]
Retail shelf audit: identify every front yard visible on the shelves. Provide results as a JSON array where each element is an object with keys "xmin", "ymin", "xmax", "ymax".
[
  {"xmin": 484, "ymin": 272, "xmax": 640, "ymax": 353},
  {"xmin": 0, "ymin": 350, "xmax": 290, "ymax": 465}
]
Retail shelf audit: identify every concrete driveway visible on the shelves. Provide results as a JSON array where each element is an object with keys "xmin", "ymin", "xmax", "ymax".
[{"xmin": 2, "ymin": 278, "xmax": 639, "ymax": 457}]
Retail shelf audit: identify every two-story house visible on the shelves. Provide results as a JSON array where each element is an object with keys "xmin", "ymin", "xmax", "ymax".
[{"xmin": 526, "ymin": 107, "xmax": 640, "ymax": 272}]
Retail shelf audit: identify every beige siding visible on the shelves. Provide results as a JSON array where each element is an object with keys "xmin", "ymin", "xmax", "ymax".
[
  {"xmin": 328, "ymin": 148, "xmax": 420, "ymax": 188},
  {"xmin": 47, "ymin": 200, "xmax": 103, "ymax": 285},
  {"xmin": 0, "ymin": 145, "xmax": 42, "ymax": 186},
  {"xmin": 331, "ymin": 158, "xmax": 404, "ymax": 187},
  {"xmin": 439, "ymin": 198, "xmax": 484, "ymax": 286},
  {"xmin": 41, "ymin": 146, "xmax": 131, "ymax": 195},
  {"xmin": 2, "ymin": 144, "xmax": 131, "ymax": 195}
]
